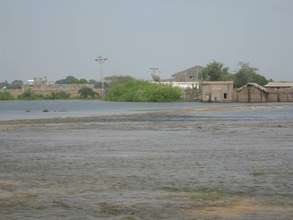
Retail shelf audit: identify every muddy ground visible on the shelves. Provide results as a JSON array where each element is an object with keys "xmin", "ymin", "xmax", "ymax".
[{"xmin": 0, "ymin": 105, "xmax": 293, "ymax": 220}]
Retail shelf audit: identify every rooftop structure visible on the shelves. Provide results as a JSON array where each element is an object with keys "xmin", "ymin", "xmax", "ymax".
[
  {"xmin": 265, "ymin": 81, "xmax": 293, "ymax": 88},
  {"xmin": 172, "ymin": 65, "xmax": 203, "ymax": 82},
  {"xmin": 238, "ymin": 83, "xmax": 268, "ymax": 93},
  {"xmin": 159, "ymin": 81, "xmax": 199, "ymax": 89}
]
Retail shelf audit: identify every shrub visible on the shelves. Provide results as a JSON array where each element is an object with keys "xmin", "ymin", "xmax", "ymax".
[
  {"xmin": 47, "ymin": 91, "xmax": 71, "ymax": 99},
  {"xmin": 0, "ymin": 90, "xmax": 14, "ymax": 100},
  {"xmin": 78, "ymin": 87, "xmax": 96, "ymax": 99},
  {"xmin": 18, "ymin": 88, "xmax": 44, "ymax": 100},
  {"xmin": 105, "ymin": 79, "xmax": 182, "ymax": 102}
]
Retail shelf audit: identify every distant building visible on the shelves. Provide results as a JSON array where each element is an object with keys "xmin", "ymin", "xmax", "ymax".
[
  {"xmin": 234, "ymin": 81, "xmax": 293, "ymax": 103},
  {"xmin": 172, "ymin": 65, "xmax": 203, "ymax": 82},
  {"xmin": 265, "ymin": 81, "xmax": 293, "ymax": 89},
  {"xmin": 265, "ymin": 81, "xmax": 293, "ymax": 102},
  {"xmin": 159, "ymin": 81, "xmax": 199, "ymax": 89},
  {"xmin": 236, "ymin": 83, "xmax": 268, "ymax": 103},
  {"xmin": 200, "ymin": 81, "xmax": 234, "ymax": 102}
]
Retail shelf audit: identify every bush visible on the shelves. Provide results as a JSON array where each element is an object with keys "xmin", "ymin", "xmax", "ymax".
[
  {"xmin": 78, "ymin": 87, "xmax": 96, "ymax": 99},
  {"xmin": 105, "ymin": 79, "xmax": 182, "ymax": 102},
  {"xmin": 46, "ymin": 91, "xmax": 71, "ymax": 99},
  {"xmin": 0, "ymin": 90, "xmax": 14, "ymax": 100},
  {"xmin": 18, "ymin": 88, "xmax": 44, "ymax": 100}
]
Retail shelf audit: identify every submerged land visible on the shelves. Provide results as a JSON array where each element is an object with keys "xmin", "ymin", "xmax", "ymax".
[{"xmin": 0, "ymin": 104, "xmax": 293, "ymax": 220}]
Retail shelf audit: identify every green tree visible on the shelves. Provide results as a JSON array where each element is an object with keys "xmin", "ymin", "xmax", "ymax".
[
  {"xmin": 0, "ymin": 81, "xmax": 10, "ymax": 89},
  {"xmin": 56, "ymin": 76, "xmax": 79, "ymax": 84},
  {"xmin": 104, "ymin": 75, "xmax": 134, "ymax": 86},
  {"xmin": 47, "ymin": 91, "xmax": 71, "ymax": 99},
  {"xmin": 234, "ymin": 63, "xmax": 269, "ymax": 88},
  {"xmin": 0, "ymin": 90, "xmax": 14, "ymax": 100},
  {"xmin": 18, "ymin": 88, "xmax": 44, "ymax": 100},
  {"xmin": 78, "ymin": 87, "xmax": 96, "ymax": 99},
  {"xmin": 200, "ymin": 61, "xmax": 232, "ymax": 81},
  {"xmin": 79, "ymin": 78, "xmax": 88, "ymax": 84},
  {"xmin": 105, "ymin": 78, "xmax": 182, "ymax": 102},
  {"xmin": 10, "ymin": 80, "xmax": 24, "ymax": 89}
]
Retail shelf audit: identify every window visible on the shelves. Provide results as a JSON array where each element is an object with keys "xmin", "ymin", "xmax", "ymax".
[{"xmin": 224, "ymin": 93, "xmax": 227, "ymax": 99}]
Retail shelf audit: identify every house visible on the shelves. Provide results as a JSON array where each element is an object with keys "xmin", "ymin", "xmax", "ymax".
[
  {"xmin": 172, "ymin": 65, "xmax": 203, "ymax": 82},
  {"xmin": 265, "ymin": 81, "xmax": 293, "ymax": 102},
  {"xmin": 200, "ymin": 81, "xmax": 234, "ymax": 102},
  {"xmin": 236, "ymin": 83, "xmax": 268, "ymax": 103},
  {"xmin": 265, "ymin": 81, "xmax": 293, "ymax": 89},
  {"xmin": 159, "ymin": 81, "xmax": 199, "ymax": 89}
]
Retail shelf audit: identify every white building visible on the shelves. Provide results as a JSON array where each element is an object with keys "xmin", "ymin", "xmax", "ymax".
[{"xmin": 158, "ymin": 81, "xmax": 200, "ymax": 89}]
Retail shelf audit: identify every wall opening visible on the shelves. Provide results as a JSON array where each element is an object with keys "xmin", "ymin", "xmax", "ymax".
[{"xmin": 224, "ymin": 93, "xmax": 227, "ymax": 99}]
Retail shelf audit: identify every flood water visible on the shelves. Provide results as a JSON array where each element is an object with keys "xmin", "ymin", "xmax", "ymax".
[
  {"xmin": 0, "ymin": 101, "xmax": 293, "ymax": 220},
  {"xmin": 1, "ymin": 100, "xmax": 293, "ymax": 121},
  {"xmin": 0, "ymin": 100, "xmax": 203, "ymax": 121}
]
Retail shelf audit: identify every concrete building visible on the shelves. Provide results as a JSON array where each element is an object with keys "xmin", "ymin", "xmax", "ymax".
[
  {"xmin": 159, "ymin": 81, "xmax": 199, "ymax": 89},
  {"xmin": 236, "ymin": 83, "xmax": 268, "ymax": 103},
  {"xmin": 172, "ymin": 65, "xmax": 203, "ymax": 82},
  {"xmin": 200, "ymin": 81, "xmax": 234, "ymax": 102}
]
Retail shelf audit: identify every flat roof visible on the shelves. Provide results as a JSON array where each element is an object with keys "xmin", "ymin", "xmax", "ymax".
[
  {"xmin": 265, "ymin": 81, "xmax": 293, "ymax": 88},
  {"xmin": 200, "ymin": 81, "xmax": 233, "ymax": 85}
]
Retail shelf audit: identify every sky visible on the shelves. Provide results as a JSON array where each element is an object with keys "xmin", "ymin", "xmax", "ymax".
[{"xmin": 0, "ymin": 0, "xmax": 293, "ymax": 82}]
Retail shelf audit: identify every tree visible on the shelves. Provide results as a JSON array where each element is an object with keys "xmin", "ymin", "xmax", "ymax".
[
  {"xmin": 47, "ymin": 91, "xmax": 70, "ymax": 99},
  {"xmin": 104, "ymin": 75, "xmax": 134, "ymax": 86},
  {"xmin": 0, "ymin": 91, "xmax": 14, "ymax": 100},
  {"xmin": 0, "ymin": 81, "xmax": 10, "ymax": 89},
  {"xmin": 78, "ymin": 87, "xmax": 96, "ymax": 99},
  {"xmin": 18, "ymin": 88, "xmax": 44, "ymax": 100},
  {"xmin": 105, "ymin": 78, "xmax": 182, "ymax": 102},
  {"xmin": 199, "ymin": 61, "xmax": 233, "ymax": 81},
  {"xmin": 79, "ymin": 78, "xmax": 88, "ymax": 84},
  {"xmin": 10, "ymin": 80, "xmax": 23, "ymax": 89},
  {"xmin": 234, "ymin": 63, "xmax": 269, "ymax": 88},
  {"xmin": 56, "ymin": 76, "xmax": 79, "ymax": 84}
]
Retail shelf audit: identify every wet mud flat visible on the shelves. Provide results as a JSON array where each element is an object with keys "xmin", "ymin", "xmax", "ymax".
[{"xmin": 1, "ymin": 105, "xmax": 293, "ymax": 220}]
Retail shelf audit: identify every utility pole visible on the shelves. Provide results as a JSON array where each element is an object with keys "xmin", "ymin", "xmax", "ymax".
[{"xmin": 95, "ymin": 56, "xmax": 108, "ymax": 97}]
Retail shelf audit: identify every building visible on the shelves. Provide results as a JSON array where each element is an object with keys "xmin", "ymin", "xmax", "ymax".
[
  {"xmin": 172, "ymin": 65, "xmax": 203, "ymax": 82},
  {"xmin": 200, "ymin": 81, "xmax": 234, "ymax": 102},
  {"xmin": 236, "ymin": 83, "xmax": 268, "ymax": 103},
  {"xmin": 265, "ymin": 81, "xmax": 293, "ymax": 89},
  {"xmin": 265, "ymin": 81, "xmax": 293, "ymax": 102},
  {"xmin": 159, "ymin": 81, "xmax": 199, "ymax": 89},
  {"xmin": 233, "ymin": 81, "xmax": 293, "ymax": 103}
]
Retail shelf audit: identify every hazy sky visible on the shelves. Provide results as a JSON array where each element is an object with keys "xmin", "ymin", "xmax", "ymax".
[{"xmin": 1, "ymin": 0, "xmax": 293, "ymax": 82}]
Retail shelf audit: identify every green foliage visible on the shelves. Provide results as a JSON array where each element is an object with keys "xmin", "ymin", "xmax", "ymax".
[
  {"xmin": 105, "ymin": 78, "xmax": 182, "ymax": 102},
  {"xmin": 234, "ymin": 63, "xmax": 269, "ymax": 88},
  {"xmin": 56, "ymin": 76, "xmax": 88, "ymax": 84},
  {"xmin": 18, "ymin": 88, "xmax": 44, "ymax": 100},
  {"xmin": 0, "ymin": 81, "xmax": 10, "ymax": 89},
  {"xmin": 0, "ymin": 90, "xmax": 14, "ymax": 100},
  {"xmin": 10, "ymin": 80, "xmax": 24, "ymax": 89},
  {"xmin": 200, "ymin": 61, "xmax": 269, "ymax": 88},
  {"xmin": 105, "ymin": 75, "xmax": 134, "ymax": 86},
  {"xmin": 0, "ymin": 80, "xmax": 23, "ymax": 89},
  {"xmin": 78, "ymin": 87, "xmax": 97, "ymax": 99},
  {"xmin": 200, "ymin": 61, "xmax": 233, "ymax": 81},
  {"xmin": 46, "ymin": 91, "xmax": 71, "ymax": 99},
  {"xmin": 79, "ymin": 78, "xmax": 88, "ymax": 84}
]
